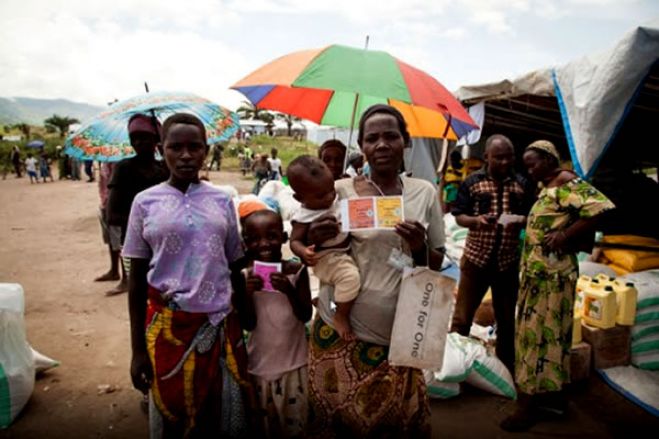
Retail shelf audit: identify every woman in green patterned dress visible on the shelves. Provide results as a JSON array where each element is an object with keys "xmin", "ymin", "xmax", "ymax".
[{"xmin": 501, "ymin": 140, "xmax": 614, "ymax": 432}]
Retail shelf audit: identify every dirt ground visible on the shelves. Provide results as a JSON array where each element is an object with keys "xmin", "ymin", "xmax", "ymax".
[{"xmin": 0, "ymin": 170, "xmax": 657, "ymax": 438}]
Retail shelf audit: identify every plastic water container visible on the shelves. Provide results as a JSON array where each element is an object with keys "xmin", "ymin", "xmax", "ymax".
[
  {"xmin": 575, "ymin": 275, "xmax": 592, "ymax": 317},
  {"xmin": 572, "ymin": 315, "xmax": 582, "ymax": 346},
  {"xmin": 582, "ymin": 284, "xmax": 617, "ymax": 329},
  {"xmin": 594, "ymin": 273, "xmax": 616, "ymax": 284},
  {"xmin": 613, "ymin": 280, "xmax": 638, "ymax": 326}
]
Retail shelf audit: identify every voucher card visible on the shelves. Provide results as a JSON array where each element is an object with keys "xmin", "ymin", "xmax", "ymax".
[
  {"xmin": 340, "ymin": 196, "xmax": 404, "ymax": 232},
  {"xmin": 253, "ymin": 261, "xmax": 282, "ymax": 292}
]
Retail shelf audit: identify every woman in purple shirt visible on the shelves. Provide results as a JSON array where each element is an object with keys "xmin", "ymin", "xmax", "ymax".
[{"xmin": 123, "ymin": 113, "xmax": 251, "ymax": 437}]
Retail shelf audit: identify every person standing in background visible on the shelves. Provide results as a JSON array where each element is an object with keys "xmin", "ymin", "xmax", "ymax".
[
  {"xmin": 25, "ymin": 153, "xmax": 38, "ymax": 184},
  {"xmin": 105, "ymin": 114, "xmax": 169, "ymax": 296},
  {"xmin": 317, "ymin": 139, "xmax": 347, "ymax": 181},
  {"xmin": 39, "ymin": 149, "xmax": 54, "ymax": 183},
  {"xmin": 267, "ymin": 148, "xmax": 282, "ymax": 180},
  {"xmin": 450, "ymin": 135, "xmax": 535, "ymax": 375},
  {"xmin": 11, "ymin": 145, "xmax": 22, "ymax": 178},
  {"xmin": 55, "ymin": 145, "xmax": 68, "ymax": 179},
  {"xmin": 70, "ymin": 157, "xmax": 81, "ymax": 181},
  {"xmin": 208, "ymin": 143, "xmax": 223, "ymax": 171},
  {"xmin": 345, "ymin": 152, "xmax": 364, "ymax": 178},
  {"xmin": 84, "ymin": 159, "xmax": 95, "ymax": 182},
  {"xmin": 94, "ymin": 162, "xmax": 124, "ymax": 285}
]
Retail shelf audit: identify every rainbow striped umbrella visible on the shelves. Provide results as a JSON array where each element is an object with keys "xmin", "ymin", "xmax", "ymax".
[
  {"xmin": 65, "ymin": 92, "xmax": 239, "ymax": 162},
  {"xmin": 232, "ymin": 45, "xmax": 477, "ymax": 139}
]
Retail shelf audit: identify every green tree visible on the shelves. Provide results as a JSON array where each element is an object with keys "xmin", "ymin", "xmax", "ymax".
[
  {"xmin": 237, "ymin": 101, "xmax": 277, "ymax": 134},
  {"xmin": 276, "ymin": 113, "xmax": 301, "ymax": 137},
  {"xmin": 13, "ymin": 123, "xmax": 31, "ymax": 140},
  {"xmin": 44, "ymin": 114, "xmax": 80, "ymax": 138},
  {"xmin": 236, "ymin": 101, "xmax": 275, "ymax": 124},
  {"xmin": 236, "ymin": 100, "xmax": 262, "ymax": 120},
  {"xmin": 259, "ymin": 111, "xmax": 275, "ymax": 126}
]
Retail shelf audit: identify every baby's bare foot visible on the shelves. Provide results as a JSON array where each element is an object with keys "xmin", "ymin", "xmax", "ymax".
[{"xmin": 333, "ymin": 313, "xmax": 355, "ymax": 341}]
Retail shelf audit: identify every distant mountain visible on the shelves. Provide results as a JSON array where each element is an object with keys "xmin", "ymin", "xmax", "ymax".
[{"xmin": 0, "ymin": 97, "xmax": 104, "ymax": 125}]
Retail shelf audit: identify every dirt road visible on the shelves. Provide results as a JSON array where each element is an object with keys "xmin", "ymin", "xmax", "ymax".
[{"xmin": 0, "ymin": 170, "xmax": 657, "ymax": 438}]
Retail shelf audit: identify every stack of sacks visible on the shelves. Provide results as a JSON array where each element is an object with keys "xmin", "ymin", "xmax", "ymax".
[
  {"xmin": 599, "ymin": 235, "xmax": 659, "ymax": 275},
  {"xmin": 0, "ymin": 284, "xmax": 35, "ymax": 428},
  {"xmin": 424, "ymin": 333, "xmax": 516, "ymax": 400},
  {"xmin": 444, "ymin": 214, "xmax": 468, "ymax": 263},
  {"xmin": 619, "ymin": 270, "xmax": 659, "ymax": 370}
]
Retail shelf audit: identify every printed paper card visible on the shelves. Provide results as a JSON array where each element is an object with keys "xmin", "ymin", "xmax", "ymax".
[
  {"xmin": 340, "ymin": 196, "xmax": 404, "ymax": 232},
  {"xmin": 376, "ymin": 197, "xmax": 404, "ymax": 228},
  {"xmin": 253, "ymin": 261, "xmax": 282, "ymax": 292}
]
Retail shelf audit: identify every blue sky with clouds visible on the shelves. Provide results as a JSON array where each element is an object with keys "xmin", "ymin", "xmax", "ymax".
[{"xmin": 1, "ymin": 0, "xmax": 657, "ymax": 110}]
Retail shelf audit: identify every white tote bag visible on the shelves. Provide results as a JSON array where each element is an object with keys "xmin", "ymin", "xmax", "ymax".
[{"xmin": 388, "ymin": 267, "xmax": 455, "ymax": 370}]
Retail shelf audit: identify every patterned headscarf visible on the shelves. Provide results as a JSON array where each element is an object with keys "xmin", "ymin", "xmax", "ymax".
[
  {"xmin": 526, "ymin": 140, "xmax": 560, "ymax": 162},
  {"xmin": 238, "ymin": 199, "xmax": 269, "ymax": 220},
  {"xmin": 128, "ymin": 114, "xmax": 162, "ymax": 137}
]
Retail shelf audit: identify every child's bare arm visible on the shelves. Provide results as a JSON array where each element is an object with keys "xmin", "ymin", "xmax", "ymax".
[
  {"xmin": 290, "ymin": 221, "xmax": 318, "ymax": 266},
  {"xmin": 270, "ymin": 263, "xmax": 312, "ymax": 323}
]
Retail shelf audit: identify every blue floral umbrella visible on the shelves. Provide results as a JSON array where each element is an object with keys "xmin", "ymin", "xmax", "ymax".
[{"xmin": 65, "ymin": 91, "xmax": 239, "ymax": 162}]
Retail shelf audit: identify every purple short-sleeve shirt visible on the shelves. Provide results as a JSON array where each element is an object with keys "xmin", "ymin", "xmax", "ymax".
[{"xmin": 122, "ymin": 181, "xmax": 243, "ymax": 325}]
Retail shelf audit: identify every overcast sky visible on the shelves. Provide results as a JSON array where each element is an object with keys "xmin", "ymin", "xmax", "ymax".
[{"xmin": 1, "ymin": 0, "xmax": 657, "ymax": 110}]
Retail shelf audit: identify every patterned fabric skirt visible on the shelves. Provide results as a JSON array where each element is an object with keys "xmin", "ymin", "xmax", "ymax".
[
  {"xmin": 146, "ymin": 286, "xmax": 253, "ymax": 437},
  {"xmin": 253, "ymin": 366, "xmax": 308, "ymax": 438},
  {"xmin": 307, "ymin": 316, "xmax": 430, "ymax": 438},
  {"xmin": 514, "ymin": 269, "xmax": 577, "ymax": 395}
]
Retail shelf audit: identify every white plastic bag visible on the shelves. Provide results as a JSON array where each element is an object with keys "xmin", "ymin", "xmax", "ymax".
[
  {"xmin": 436, "ymin": 333, "xmax": 473, "ymax": 382},
  {"xmin": 423, "ymin": 370, "xmax": 460, "ymax": 399},
  {"xmin": 0, "ymin": 284, "xmax": 35, "ymax": 428},
  {"xmin": 31, "ymin": 348, "xmax": 59, "ymax": 374},
  {"xmin": 467, "ymin": 356, "xmax": 517, "ymax": 399},
  {"xmin": 389, "ymin": 268, "xmax": 454, "ymax": 370},
  {"xmin": 436, "ymin": 333, "xmax": 516, "ymax": 399}
]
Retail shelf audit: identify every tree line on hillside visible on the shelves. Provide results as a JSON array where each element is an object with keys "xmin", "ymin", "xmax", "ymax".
[{"xmin": 2, "ymin": 114, "xmax": 79, "ymax": 141}]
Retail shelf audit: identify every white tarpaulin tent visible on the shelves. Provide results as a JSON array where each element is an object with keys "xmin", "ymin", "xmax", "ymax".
[
  {"xmin": 554, "ymin": 22, "xmax": 659, "ymax": 178},
  {"xmin": 455, "ymin": 22, "xmax": 659, "ymax": 179}
]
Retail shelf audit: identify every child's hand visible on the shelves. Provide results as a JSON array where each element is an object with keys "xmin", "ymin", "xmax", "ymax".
[
  {"xmin": 301, "ymin": 245, "xmax": 319, "ymax": 266},
  {"xmin": 245, "ymin": 275, "xmax": 263, "ymax": 294},
  {"xmin": 270, "ymin": 272, "xmax": 294, "ymax": 295}
]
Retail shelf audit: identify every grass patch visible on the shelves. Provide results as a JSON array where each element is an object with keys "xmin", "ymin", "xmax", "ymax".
[{"xmin": 221, "ymin": 135, "xmax": 319, "ymax": 172}]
